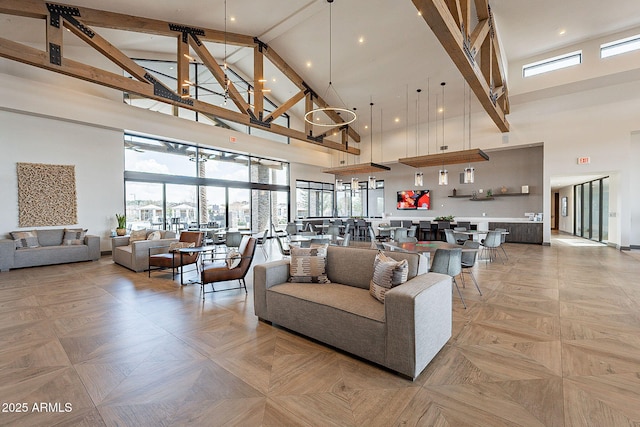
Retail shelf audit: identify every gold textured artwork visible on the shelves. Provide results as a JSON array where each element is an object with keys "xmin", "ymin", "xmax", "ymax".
[{"xmin": 17, "ymin": 162, "xmax": 78, "ymax": 227}]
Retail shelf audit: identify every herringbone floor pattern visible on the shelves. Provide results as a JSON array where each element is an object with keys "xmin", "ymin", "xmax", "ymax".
[{"xmin": 1, "ymin": 235, "xmax": 639, "ymax": 426}]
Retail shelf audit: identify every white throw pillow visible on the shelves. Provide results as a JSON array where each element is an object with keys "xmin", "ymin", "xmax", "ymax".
[
  {"xmin": 226, "ymin": 250, "xmax": 242, "ymax": 269},
  {"xmin": 147, "ymin": 230, "xmax": 161, "ymax": 240}
]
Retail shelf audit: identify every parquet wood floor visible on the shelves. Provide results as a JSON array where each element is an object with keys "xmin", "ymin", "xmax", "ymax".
[{"xmin": 1, "ymin": 235, "xmax": 639, "ymax": 426}]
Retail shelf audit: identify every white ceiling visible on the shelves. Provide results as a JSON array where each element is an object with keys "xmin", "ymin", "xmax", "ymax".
[{"xmin": 1, "ymin": 0, "xmax": 639, "ymax": 139}]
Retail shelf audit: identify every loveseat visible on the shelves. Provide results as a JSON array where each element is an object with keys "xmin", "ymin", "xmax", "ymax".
[
  {"xmin": 253, "ymin": 245, "xmax": 452, "ymax": 379},
  {"xmin": 112, "ymin": 229, "xmax": 177, "ymax": 272},
  {"xmin": 0, "ymin": 228, "xmax": 100, "ymax": 272}
]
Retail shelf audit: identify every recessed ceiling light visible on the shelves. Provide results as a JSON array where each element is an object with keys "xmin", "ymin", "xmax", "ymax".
[
  {"xmin": 358, "ymin": 36, "xmax": 364, "ymax": 44},
  {"xmin": 559, "ymin": 29, "xmax": 566, "ymax": 36},
  {"xmin": 364, "ymin": 125, "xmax": 369, "ymax": 129},
  {"xmin": 306, "ymin": 61, "xmax": 312, "ymax": 68},
  {"xmin": 230, "ymin": 16, "xmax": 236, "ymax": 22},
  {"xmin": 438, "ymin": 107, "xmax": 444, "ymax": 113},
  {"xmin": 417, "ymin": 11, "xmax": 422, "ymax": 16},
  {"xmin": 394, "ymin": 117, "xmax": 400, "ymax": 123},
  {"xmin": 272, "ymin": 77, "xmax": 277, "ymax": 82}
]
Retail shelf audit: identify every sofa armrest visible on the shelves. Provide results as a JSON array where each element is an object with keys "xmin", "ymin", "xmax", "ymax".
[
  {"xmin": 85, "ymin": 235, "xmax": 100, "ymax": 260},
  {"xmin": 111, "ymin": 236, "xmax": 130, "ymax": 251},
  {"xmin": 253, "ymin": 259, "xmax": 290, "ymax": 319},
  {"xmin": 130, "ymin": 238, "xmax": 178, "ymax": 272},
  {"xmin": 0, "ymin": 239, "xmax": 15, "ymax": 272},
  {"xmin": 384, "ymin": 272, "xmax": 452, "ymax": 379}
]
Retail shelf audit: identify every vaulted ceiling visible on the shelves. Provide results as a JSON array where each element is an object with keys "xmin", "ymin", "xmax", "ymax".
[{"xmin": 1, "ymin": 0, "xmax": 639, "ymax": 142}]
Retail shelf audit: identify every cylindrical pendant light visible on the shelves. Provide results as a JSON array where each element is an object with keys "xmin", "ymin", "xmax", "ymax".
[
  {"xmin": 464, "ymin": 82, "xmax": 475, "ymax": 183},
  {"xmin": 438, "ymin": 82, "xmax": 448, "ymax": 186},
  {"xmin": 368, "ymin": 101, "xmax": 376, "ymax": 189},
  {"xmin": 415, "ymin": 172, "xmax": 424, "ymax": 186},
  {"xmin": 351, "ymin": 177, "xmax": 359, "ymax": 192}
]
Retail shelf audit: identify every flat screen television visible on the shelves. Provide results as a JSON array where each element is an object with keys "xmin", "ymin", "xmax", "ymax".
[{"xmin": 397, "ymin": 190, "xmax": 430, "ymax": 210}]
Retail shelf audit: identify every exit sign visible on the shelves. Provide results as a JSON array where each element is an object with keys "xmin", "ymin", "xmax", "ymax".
[
  {"xmin": 229, "ymin": 136, "xmax": 237, "ymax": 143},
  {"xmin": 577, "ymin": 156, "xmax": 590, "ymax": 165}
]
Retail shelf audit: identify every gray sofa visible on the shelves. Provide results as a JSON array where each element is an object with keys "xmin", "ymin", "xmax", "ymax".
[
  {"xmin": 0, "ymin": 229, "xmax": 100, "ymax": 272},
  {"xmin": 253, "ymin": 245, "xmax": 452, "ymax": 380},
  {"xmin": 111, "ymin": 229, "xmax": 177, "ymax": 272}
]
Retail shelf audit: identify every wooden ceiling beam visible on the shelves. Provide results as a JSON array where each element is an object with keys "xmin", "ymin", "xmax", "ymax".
[
  {"xmin": 264, "ymin": 90, "xmax": 305, "ymax": 123},
  {"xmin": 0, "ymin": 36, "xmax": 359, "ymax": 155},
  {"xmin": 412, "ymin": 0, "xmax": 509, "ymax": 132},
  {"xmin": 188, "ymin": 36, "xmax": 252, "ymax": 114},
  {"xmin": 0, "ymin": 0, "xmax": 361, "ymax": 150}
]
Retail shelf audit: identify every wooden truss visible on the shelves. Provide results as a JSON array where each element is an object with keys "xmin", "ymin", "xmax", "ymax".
[
  {"xmin": 413, "ymin": 0, "xmax": 510, "ymax": 132},
  {"xmin": 0, "ymin": 0, "xmax": 361, "ymax": 154}
]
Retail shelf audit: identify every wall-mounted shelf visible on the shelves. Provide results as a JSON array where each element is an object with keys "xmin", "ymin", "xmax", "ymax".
[
  {"xmin": 448, "ymin": 192, "xmax": 530, "ymax": 200},
  {"xmin": 494, "ymin": 193, "xmax": 530, "ymax": 197}
]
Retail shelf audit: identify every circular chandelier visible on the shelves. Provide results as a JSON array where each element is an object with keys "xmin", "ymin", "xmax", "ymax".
[
  {"xmin": 304, "ymin": 107, "xmax": 357, "ymax": 127},
  {"xmin": 304, "ymin": 0, "xmax": 356, "ymax": 127}
]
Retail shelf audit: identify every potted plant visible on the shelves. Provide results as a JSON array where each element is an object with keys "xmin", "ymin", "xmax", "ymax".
[{"xmin": 115, "ymin": 213, "xmax": 127, "ymax": 236}]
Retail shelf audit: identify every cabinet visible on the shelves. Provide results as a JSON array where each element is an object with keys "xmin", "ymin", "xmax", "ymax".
[{"xmin": 489, "ymin": 222, "xmax": 543, "ymax": 244}]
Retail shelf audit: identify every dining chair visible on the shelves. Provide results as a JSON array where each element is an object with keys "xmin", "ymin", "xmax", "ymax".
[
  {"xmin": 368, "ymin": 225, "xmax": 378, "ymax": 243},
  {"xmin": 310, "ymin": 238, "xmax": 330, "ymax": 245},
  {"xmin": 444, "ymin": 228, "xmax": 458, "ymax": 245},
  {"xmin": 480, "ymin": 230, "xmax": 504, "ymax": 264},
  {"xmin": 407, "ymin": 225, "xmax": 418, "ymax": 238},
  {"xmin": 326, "ymin": 225, "xmax": 340, "ymax": 238},
  {"xmin": 393, "ymin": 228, "xmax": 408, "ymax": 242},
  {"xmin": 390, "ymin": 220, "xmax": 402, "ymax": 227},
  {"xmin": 456, "ymin": 221, "xmax": 471, "ymax": 230},
  {"xmin": 225, "ymin": 231, "xmax": 243, "ymax": 252},
  {"xmin": 285, "ymin": 222, "xmax": 298, "ymax": 236},
  {"xmin": 453, "ymin": 227, "xmax": 469, "ymax": 244},
  {"xmin": 494, "ymin": 228, "xmax": 509, "ymax": 260},
  {"xmin": 356, "ymin": 219, "xmax": 368, "ymax": 240},
  {"xmin": 437, "ymin": 221, "xmax": 451, "ymax": 241},
  {"xmin": 275, "ymin": 235, "xmax": 291, "ymax": 257},
  {"xmin": 460, "ymin": 240, "xmax": 482, "ymax": 296},
  {"xmin": 341, "ymin": 233, "xmax": 351, "ymax": 246},
  {"xmin": 419, "ymin": 220, "xmax": 432, "ymax": 240},
  {"xmin": 254, "ymin": 228, "xmax": 269, "ymax": 259},
  {"xmin": 402, "ymin": 220, "xmax": 414, "ymax": 228},
  {"xmin": 430, "ymin": 248, "xmax": 466, "ymax": 309}
]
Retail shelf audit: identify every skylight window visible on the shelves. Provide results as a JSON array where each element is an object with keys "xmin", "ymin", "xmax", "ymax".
[
  {"xmin": 601, "ymin": 34, "xmax": 640, "ymax": 58},
  {"xmin": 523, "ymin": 51, "xmax": 582, "ymax": 78}
]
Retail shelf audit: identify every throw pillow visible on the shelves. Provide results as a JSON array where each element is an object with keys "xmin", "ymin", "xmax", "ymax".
[
  {"xmin": 147, "ymin": 230, "xmax": 161, "ymax": 241},
  {"xmin": 11, "ymin": 231, "xmax": 39, "ymax": 249},
  {"xmin": 226, "ymin": 250, "xmax": 242, "ymax": 269},
  {"xmin": 289, "ymin": 244, "xmax": 330, "ymax": 284},
  {"xmin": 129, "ymin": 229, "xmax": 147, "ymax": 243},
  {"xmin": 62, "ymin": 228, "xmax": 86, "ymax": 246},
  {"xmin": 370, "ymin": 251, "xmax": 409, "ymax": 303},
  {"xmin": 169, "ymin": 241, "xmax": 195, "ymax": 251}
]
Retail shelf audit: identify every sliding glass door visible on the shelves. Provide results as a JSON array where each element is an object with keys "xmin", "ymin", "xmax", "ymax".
[{"xmin": 574, "ymin": 177, "xmax": 609, "ymax": 243}]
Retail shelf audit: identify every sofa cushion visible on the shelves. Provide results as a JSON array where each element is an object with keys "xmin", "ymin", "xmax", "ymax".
[
  {"xmin": 62, "ymin": 228, "xmax": 86, "ymax": 245},
  {"xmin": 370, "ymin": 251, "xmax": 409, "ymax": 303},
  {"xmin": 289, "ymin": 244, "xmax": 330, "ymax": 284},
  {"xmin": 35, "ymin": 229, "xmax": 65, "ymax": 247},
  {"xmin": 11, "ymin": 231, "xmax": 39, "ymax": 249},
  {"xmin": 147, "ymin": 230, "xmax": 161, "ymax": 240},
  {"xmin": 129, "ymin": 229, "xmax": 147, "ymax": 243}
]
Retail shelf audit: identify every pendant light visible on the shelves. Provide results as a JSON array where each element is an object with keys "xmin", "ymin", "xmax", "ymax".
[
  {"xmin": 464, "ymin": 82, "xmax": 475, "ymax": 183},
  {"xmin": 414, "ymin": 88, "xmax": 423, "ymax": 186},
  {"xmin": 368, "ymin": 101, "xmax": 376, "ymax": 189},
  {"xmin": 303, "ymin": 0, "xmax": 356, "ymax": 127},
  {"xmin": 438, "ymin": 82, "xmax": 448, "ymax": 185}
]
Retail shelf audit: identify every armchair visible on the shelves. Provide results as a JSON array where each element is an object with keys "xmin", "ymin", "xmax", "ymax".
[
  {"xmin": 200, "ymin": 236, "xmax": 256, "ymax": 299},
  {"xmin": 148, "ymin": 231, "xmax": 203, "ymax": 284}
]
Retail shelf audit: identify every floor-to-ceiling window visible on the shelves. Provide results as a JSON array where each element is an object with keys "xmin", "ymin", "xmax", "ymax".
[
  {"xmin": 335, "ymin": 180, "xmax": 384, "ymax": 218},
  {"xmin": 124, "ymin": 134, "xmax": 289, "ymax": 231},
  {"xmin": 573, "ymin": 177, "xmax": 609, "ymax": 242},
  {"xmin": 296, "ymin": 181, "xmax": 334, "ymax": 218}
]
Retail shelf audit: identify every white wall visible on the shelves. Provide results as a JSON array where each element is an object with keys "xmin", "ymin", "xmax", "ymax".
[
  {"xmin": 0, "ymin": 111, "xmax": 123, "ymax": 251},
  {"xmin": 631, "ymin": 132, "xmax": 640, "ymax": 248}
]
